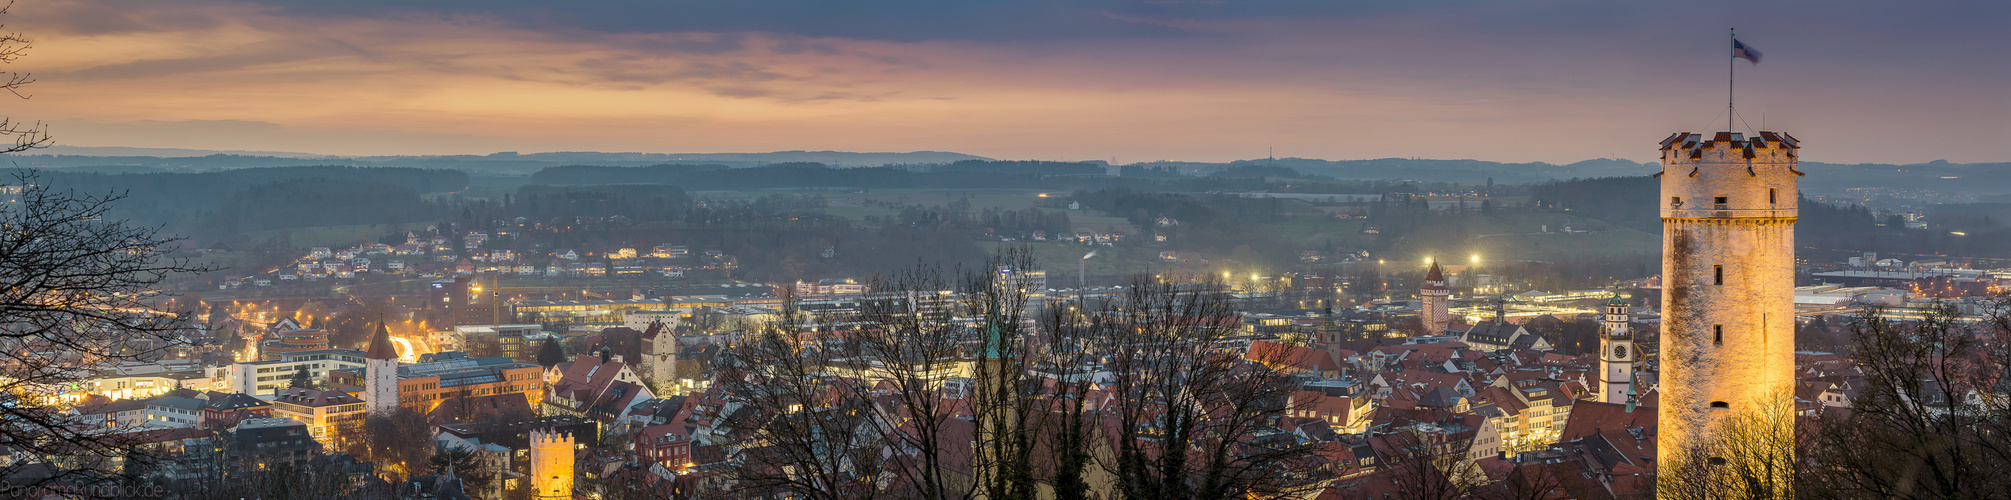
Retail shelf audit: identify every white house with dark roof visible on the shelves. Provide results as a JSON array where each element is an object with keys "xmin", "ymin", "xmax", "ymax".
[
  {"xmin": 1459, "ymin": 321, "xmax": 1554, "ymax": 353},
  {"xmin": 143, "ymin": 395, "xmax": 206, "ymax": 428}
]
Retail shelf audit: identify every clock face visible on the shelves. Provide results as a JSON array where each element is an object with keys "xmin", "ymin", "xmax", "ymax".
[{"xmin": 1613, "ymin": 345, "xmax": 1627, "ymax": 359}]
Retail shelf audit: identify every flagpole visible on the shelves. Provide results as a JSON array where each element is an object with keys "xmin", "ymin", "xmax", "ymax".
[{"xmin": 1729, "ymin": 28, "xmax": 1736, "ymax": 134}]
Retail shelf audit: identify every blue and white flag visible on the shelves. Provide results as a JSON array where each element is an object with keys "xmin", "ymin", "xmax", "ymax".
[{"xmin": 1733, "ymin": 39, "xmax": 1762, "ymax": 63}]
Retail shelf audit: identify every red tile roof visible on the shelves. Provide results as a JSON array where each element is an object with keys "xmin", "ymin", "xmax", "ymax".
[{"xmin": 365, "ymin": 319, "xmax": 398, "ymax": 360}]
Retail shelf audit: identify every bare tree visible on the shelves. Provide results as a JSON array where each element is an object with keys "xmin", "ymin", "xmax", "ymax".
[
  {"xmin": 1375, "ymin": 422, "xmax": 1484, "ymax": 500},
  {"xmin": 1030, "ymin": 288, "xmax": 1104, "ymax": 500},
  {"xmin": 1096, "ymin": 277, "xmax": 1328, "ymax": 500},
  {"xmin": 961, "ymin": 250, "xmax": 1043, "ymax": 500},
  {"xmin": 0, "ymin": 2, "xmax": 49, "ymax": 154},
  {"xmin": 840, "ymin": 250, "xmax": 1044, "ymax": 500},
  {"xmin": 705, "ymin": 254, "xmax": 1330, "ymax": 499},
  {"xmin": 0, "ymin": 169, "xmax": 211, "ymax": 488},
  {"xmin": 720, "ymin": 293, "xmax": 889, "ymax": 499},
  {"xmin": 1479, "ymin": 462, "xmax": 1576, "ymax": 500},
  {"xmin": 350, "ymin": 406, "xmax": 435, "ymax": 481},
  {"xmin": 1804, "ymin": 302, "xmax": 2011, "ymax": 499},
  {"xmin": 1655, "ymin": 388, "xmax": 1801, "ymax": 500}
]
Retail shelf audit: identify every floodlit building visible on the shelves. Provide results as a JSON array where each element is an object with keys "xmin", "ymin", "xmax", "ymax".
[
  {"xmin": 335, "ymin": 354, "xmax": 544, "ymax": 415},
  {"xmin": 530, "ymin": 428, "xmax": 576, "ymax": 499},
  {"xmin": 1420, "ymin": 261, "xmax": 1451, "ymax": 334},
  {"xmin": 224, "ymin": 348, "xmax": 367, "ymax": 396},
  {"xmin": 1599, "ymin": 298, "xmax": 1635, "ymax": 403},
  {"xmin": 268, "ymin": 388, "xmax": 367, "ymax": 444},
  {"xmin": 364, "ymin": 321, "xmax": 400, "ymax": 415},
  {"xmin": 1656, "ymin": 130, "xmax": 1801, "ymax": 487}
]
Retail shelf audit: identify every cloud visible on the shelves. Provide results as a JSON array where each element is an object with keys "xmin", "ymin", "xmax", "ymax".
[
  {"xmin": 220, "ymin": 0, "xmax": 1197, "ymax": 42},
  {"xmin": 0, "ymin": 0, "xmax": 2002, "ymax": 163}
]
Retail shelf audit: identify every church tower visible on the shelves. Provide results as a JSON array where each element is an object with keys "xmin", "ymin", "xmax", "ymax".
[
  {"xmin": 1419, "ymin": 260, "xmax": 1450, "ymax": 335},
  {"xmin": 529, "ymin": 428, "xmax": 576, "ymax": 500},
  {"xmin": 364, "ymin": 319, "xmax": 400, "ymax": 416},
  {"xmin": 1598, "ymin": 297, "xmax": 1633, "ymax": 403},
  {"xmin": 1656, "ymin": 130, "xmax": 1801, "ymax": 485}
]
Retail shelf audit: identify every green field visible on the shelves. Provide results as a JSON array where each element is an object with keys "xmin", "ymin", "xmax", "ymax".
[
  {"xmin": 1009, "ymin": 242, "xmax": 1185, "ymax": 280},
  {"xmin": 245, "ymin": 224, "xmax": 399, "ymax": 250},
  {"xmin": 1258, "ymin": 217, "xmax": 1369, "ymax": 249}
]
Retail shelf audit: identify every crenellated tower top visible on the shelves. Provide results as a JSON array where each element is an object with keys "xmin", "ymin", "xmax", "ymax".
[
  {"xmin": 530, "ymin": 429, "xmax": 575, "ymax": 447},
  {"xmin": 1657, "ymin": 131, "xmax": 1802, "ymax": 221}
]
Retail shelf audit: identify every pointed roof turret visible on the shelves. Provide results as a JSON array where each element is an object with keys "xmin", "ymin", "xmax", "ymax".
[
  {"xmin": 1425, "ymin": 260, "xmax": 1446, "ymax": 283},
  {"xmin": 365, "ymin": 318, "xmax": 399, "ymax": 360},
  {"xmin": 641, "ymin": 319, "xmax": 665, "ymax": 340},
  {"xmin": 979, "ymin": 297, "xmax": 1007, "ymax": 360}
]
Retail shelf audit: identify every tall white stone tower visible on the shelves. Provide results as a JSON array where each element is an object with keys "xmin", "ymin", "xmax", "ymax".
[
  {"xmin": 529, "ymin": 428, "xmax": 576, "ymax": 500},
  {"xmin": 1420, "ymin": 261, "xmax": 1450, "ymax": 335},
  {"xmin": 363, "ymin": 319, "xmax": 400, "ymax": 416},
  {"xmin": 1598, "ymin": 297, "xmax": 1634, "ymax": 403},
  {"xmin": 1656, "ymin": 130, "xmax": 1801, "ymax": 482}
]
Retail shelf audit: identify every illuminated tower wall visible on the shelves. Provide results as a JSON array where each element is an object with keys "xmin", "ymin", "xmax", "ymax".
[
  {"xmin": 363, "ymin": 321, "xmax": 400, "ymax": 416},
  {"xmin": 1599, "ymin": 298, "xmax": 1634, "ymax": 403},
  {"xmin": 530, "ymin": 429, "xmax": 576, "ymax": 500},
  {"xmin": 1656, "ymin": 130, "xmax": 1800, "ymax": 486},
  {"xmin": 1420, "ymin": 261, "xmax": 1450, "ymax": 334}
]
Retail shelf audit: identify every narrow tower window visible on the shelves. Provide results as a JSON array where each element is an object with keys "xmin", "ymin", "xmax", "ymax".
[
  {"xmin": 1769, "ymin": 188, "xmax": 1778, "ymax": 204},
  {"xmin": 1714, "ymin": 196, "xmax": 1728, "ymax": 205},
  {"xmin": 1710, "ymin": 401, "xmax": 1730, "ymax": 409},
  {"xmin": 1714, "ymin": 325, "xmax": 1724, "ymax": 345},
  {"xmin": 1714, "ymin": 265, "xmax": 1724, "ymax": 285}
]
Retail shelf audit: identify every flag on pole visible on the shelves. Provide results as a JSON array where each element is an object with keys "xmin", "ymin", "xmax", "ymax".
[{"xmin": 1733, "ymin": 39, "xmax": 1762, "ymax": 64}]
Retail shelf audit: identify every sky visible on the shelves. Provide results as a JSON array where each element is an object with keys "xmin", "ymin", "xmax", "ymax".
[{"xmin": 5, "ymin": 0, "xmax": 2006, "ymax": 164}]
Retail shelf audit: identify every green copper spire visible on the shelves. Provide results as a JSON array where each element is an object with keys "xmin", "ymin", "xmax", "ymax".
[{"xmin": 980, "ymin": 296, "xmax": 1006, "ymax": 360}]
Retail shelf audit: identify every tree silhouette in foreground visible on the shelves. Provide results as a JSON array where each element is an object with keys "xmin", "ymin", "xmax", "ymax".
[{"xmin": 1, "ymin": 168, "xmax": 211, "ymax": 489}]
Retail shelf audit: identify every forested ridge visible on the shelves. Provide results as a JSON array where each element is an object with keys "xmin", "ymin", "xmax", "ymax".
[{"xmin": 18, "ymin": 166, "xmax": 467, "ymax": 241}]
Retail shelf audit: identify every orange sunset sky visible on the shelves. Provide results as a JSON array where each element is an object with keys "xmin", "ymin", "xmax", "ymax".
[{"xmin": 6, "ymin": 0, "xmax": 2006, "ymax": 164}]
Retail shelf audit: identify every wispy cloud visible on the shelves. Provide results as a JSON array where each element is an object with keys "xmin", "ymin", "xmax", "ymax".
[{"xmin": 3, "ymin": 0, "xmax": 2005, "ymax": 163}]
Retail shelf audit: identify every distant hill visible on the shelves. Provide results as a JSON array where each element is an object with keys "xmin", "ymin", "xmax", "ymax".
[
  {"xmin": 6, "ymin": 146, "xmax": 2004, "ymax": 197},
  {"xmin": 1, "ymin": 149, "xmax": 992, "ymax": 174},
  {"xmin": 38, "ymin": 145, "xmax": 340, "ymax": 159}
]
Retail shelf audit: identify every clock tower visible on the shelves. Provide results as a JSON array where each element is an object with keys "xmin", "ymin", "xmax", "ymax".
[{"xmin": 1599, "ymin": 297, "xmax": 1633, "ymax": 403}]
